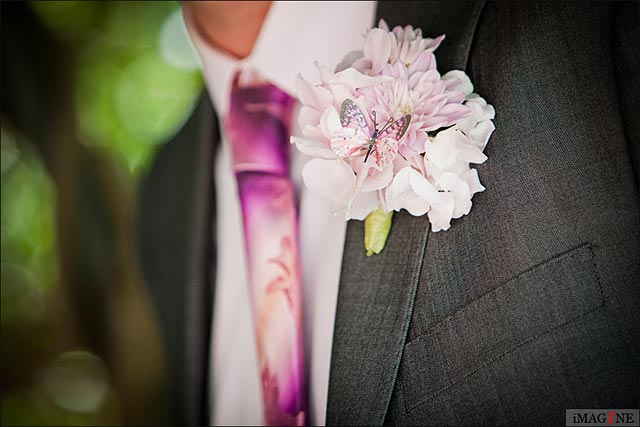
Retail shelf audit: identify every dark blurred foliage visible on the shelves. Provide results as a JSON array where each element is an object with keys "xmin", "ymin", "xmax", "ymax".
[{"xmin": 1, "ymin": 1, "xmax": 203, "ymax": 425}]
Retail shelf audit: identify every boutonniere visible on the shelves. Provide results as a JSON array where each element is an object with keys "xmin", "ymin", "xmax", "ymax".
[{"xmin": 291, "ymin": 20, "xmax": 495, "ymax": 255}]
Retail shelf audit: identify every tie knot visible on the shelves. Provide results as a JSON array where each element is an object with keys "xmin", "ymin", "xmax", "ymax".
[{"xmin": 226, "ymin": 71, "xmax": 296, "ymax": 176}]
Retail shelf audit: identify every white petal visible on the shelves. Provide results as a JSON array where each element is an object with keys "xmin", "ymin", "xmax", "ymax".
[
  {"xmin": 465, "ymin": 168, "xmax": 486, "ymax": 194},
  {"xmin": 320, "ymin": 106, "xmax": 342, "ymax": 139},
  {"xmin": 482, "ymin": 103, "xmax": 496, "ymax": 121},
  {"xmin": 348, "ymin": 191, "xmax": 380, "ymax": 220},
  {"xmin": 443, "ymin": 70, "xmax": 474, "ymax": 95},
  {"xmin": 457, "ymin": 136, "xmax": 488, "ymax": 164},
  {"xmin": 409, "ymin": 170, "xmax": 444, "ymax": 205},
  {"xmin": 428, "ymin": 199, "xmax": 454, "ymax": 232},
  {"xmin": 302, "ymin": 159, "xmax": 355, "ymax": 208},
  {"xmin": 427, "ymin": 128, "xmax": 458, "ymax": 169},
  {"xmin": 469, "ymin": 120, "xmax": 495, "ymax": 150},
  {"xmin": 386, "ymin": 167, "xmax": 430, "ymax": 216},
  {"xmin": 454, "ymin": 102, "xmax": 483, "ymax": 135},
  {"xmin": 290, "ymin": 136, "xmax": 335, "ymax": 159},
  {"xmin": 302, "ymin": 124, "xmax": 325, "ymax": 142},
  {"xmin": 331, "ymin": 67, "xmax": 393, "ymax": 88},
  {"xmin": 361, "ymin": 164, "xmax": 394, "ymax": 192},
  {"xmin": 439, "ymin": 172, "xmax": 472, "ymax": 218},
  {"xmin": 297, "ymin": 106, "xmax": 321, "ymax": 129}
]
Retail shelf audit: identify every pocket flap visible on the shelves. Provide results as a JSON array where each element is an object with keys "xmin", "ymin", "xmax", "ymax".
[{"xmin": 400, "ymin": 243, "xmax": 603, "ymax": 412}]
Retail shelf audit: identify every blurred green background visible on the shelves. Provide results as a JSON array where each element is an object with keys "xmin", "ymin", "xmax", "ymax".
[{"xmin": 1, "ymin": 1, "xmax": 203, "ymax": 425}]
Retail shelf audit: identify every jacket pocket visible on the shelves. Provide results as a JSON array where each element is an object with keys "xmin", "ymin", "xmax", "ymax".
[{"xmin": 400, "ymin": 243, "xmax": 604, "ymax": 413}]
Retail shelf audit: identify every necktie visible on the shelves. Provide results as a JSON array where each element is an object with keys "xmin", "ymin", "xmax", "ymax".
[{"xmin": 226, "ymin": 70, "xmax": 306, "ymax": 426}]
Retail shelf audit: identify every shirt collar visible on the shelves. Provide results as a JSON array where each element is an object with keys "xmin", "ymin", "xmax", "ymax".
[{"xmin": 184, "ymin": 1, "xmax": 377, "ymax": 117}]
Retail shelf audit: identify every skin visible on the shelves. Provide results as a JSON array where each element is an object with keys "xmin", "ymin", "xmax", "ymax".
[{"xmin": 182, "ymin": 1, "xmax": 272, "ymax": 59}]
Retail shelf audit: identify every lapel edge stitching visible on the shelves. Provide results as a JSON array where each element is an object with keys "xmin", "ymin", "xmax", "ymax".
[
  {"xmin": 461, "ymin": 2, "xmax": 486, "ymax": 71},
  {"xmin": 379, "ymin": 222, "xmax": 432, "ymax": 424}
]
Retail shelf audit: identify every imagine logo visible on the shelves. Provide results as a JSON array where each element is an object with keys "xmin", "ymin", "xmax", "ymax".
[{"xmin": 566, "ymin": 410, "xmax": 639, "ymax": 426}]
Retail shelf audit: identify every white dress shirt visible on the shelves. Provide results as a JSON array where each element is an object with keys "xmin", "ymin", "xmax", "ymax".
[{"xmin": 185, "ymin": 2, "xmax": 377, "ymax": 425}]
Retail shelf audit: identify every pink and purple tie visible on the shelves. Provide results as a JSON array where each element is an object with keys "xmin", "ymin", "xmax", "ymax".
[{"xmin": 225, "ymin": 71, "xmax": 306, "ymax": 426}]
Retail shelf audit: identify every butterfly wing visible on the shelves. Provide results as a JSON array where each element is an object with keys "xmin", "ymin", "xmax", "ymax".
[
  {"xmin": 340, "ymin": 99, "xmax": 372, "ymax": 134},
  {"xmin": 331, "ymin": 99, "xmax": 372, "ymax": 158},
  {"xmin": 331, "ymin": 127, "xmax": 370, "ymax": 158},
  {"xmin": 373, "ymin": 114, "xmax": 411, "ymax": 169}
]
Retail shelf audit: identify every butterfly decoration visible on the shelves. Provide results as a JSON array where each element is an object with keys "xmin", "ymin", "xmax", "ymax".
[{"xmin": 331, "ymin": 99, "xmax": 411, "ymax": 170}]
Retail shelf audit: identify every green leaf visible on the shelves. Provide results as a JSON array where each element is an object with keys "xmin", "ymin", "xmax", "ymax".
[{"xmin": 364, "ymin": 208, "xmax": 394, "ymax": 256}]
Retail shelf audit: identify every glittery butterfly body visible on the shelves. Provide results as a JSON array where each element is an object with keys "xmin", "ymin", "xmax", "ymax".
[{"xmin": 331, "ymin": 99, "xmax": 411, "ymax": 170}]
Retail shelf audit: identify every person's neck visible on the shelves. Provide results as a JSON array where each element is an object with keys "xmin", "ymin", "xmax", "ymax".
[{"xmin": 183, "ymin": 1, "xmax": 272, "ymax": 59}]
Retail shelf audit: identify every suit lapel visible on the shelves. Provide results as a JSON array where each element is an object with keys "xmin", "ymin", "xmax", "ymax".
[
  {"xmin": 326, "ymin": 2, "xmax": 485, "ymax": 424},
  {"xmin": 326, "ymin": 211, "xmax": 430, "ymax": 425},
  {"xmin": 138, "ymin": 94, "xmax": 218, "ymax": 425}
]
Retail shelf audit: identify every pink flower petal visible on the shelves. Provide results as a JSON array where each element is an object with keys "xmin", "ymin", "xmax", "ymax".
[
  {"xmin": 408, "ymin": 51, "xmax": 437, "ymax": 74},
  {"xmin": 331, "ymin": 68, "xmax": 393, "ymax": 88},
  {"xmin": 425, "ymin": 34, "xmax": 445, "ymax": 52},
  {"xmin": 295, "ymin": 74, "xmax": 333, "ymax": 110},
  {"xmin": 438, "ymin": 103, "xmax": 473, "ymax": 118},
  {"xmin": 364, "ymin": 28, "xmax": 392, "ymax": 74}
]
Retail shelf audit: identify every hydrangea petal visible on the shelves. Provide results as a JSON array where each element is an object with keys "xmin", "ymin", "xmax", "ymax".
[
  {"xmin": 290, "ymin": 136, "xmax": 335, "ymax": 159},
  {"xmin": 302, "ymin": 159, "xmax": 355, "ymax": 207},
  {"xmin": 439, "ymin": 172, "xmax": 472, "ymax": 218},
  {"xmin": 320, "ymin": 106, "xmax": 342, "ymax": 139},
  {"xmin": 469, "ymin": 120, "xmax": 495, "ymax": 150},
  {"xmin": 465, "ymin": 168, "xmax": 486, "ymax": 194},
  {"xmin": 361, "ymin": 164, "xmax": 394, "ymax": 192},
  {"xmin": 427, "ymin": 128, "xmax": 459, "ymax": 169},
  {"xmin": 443, "ymin": 70, "xmax": 474, "ymax": 95},
  {"xmin": 298, "ymin": 106, "xmax": 321, "ymax": 129},
  {"xmin": 386, "ymin": 167, "xmax": 430, "ymax": 216},
  {"xmin": 428, "ymin": 200, "xmax": 455, "ymax": 232},
  {"xmin": 348, "ymin": 191, "xmax": 380, "ymax": 221}
]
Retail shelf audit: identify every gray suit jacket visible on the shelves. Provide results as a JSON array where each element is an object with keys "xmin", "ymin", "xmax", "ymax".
[{"xmin": 137, "ymin": 2, "xmax": 640, "ymax": 425}]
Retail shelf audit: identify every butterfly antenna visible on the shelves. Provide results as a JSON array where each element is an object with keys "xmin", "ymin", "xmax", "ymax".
[
  {"xmin": 372, "ymin": 110, "xmax": 377, "ymax": 129},
  {"xmin": 379, "ymin": 117, "xmax": 395, "ymax": 133}
]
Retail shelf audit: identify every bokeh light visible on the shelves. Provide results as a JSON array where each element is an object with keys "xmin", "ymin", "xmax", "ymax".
[
  {"xmin": 2, "ymin": 1, "xmax": 204, "ymax": 424},
  {"xmin": 1, "ymin": 127, "xmax": 57, "ymax": 330},
  {"xmin": 33, "ymin": 0, "xmax": 203, "ymax": 175}
]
